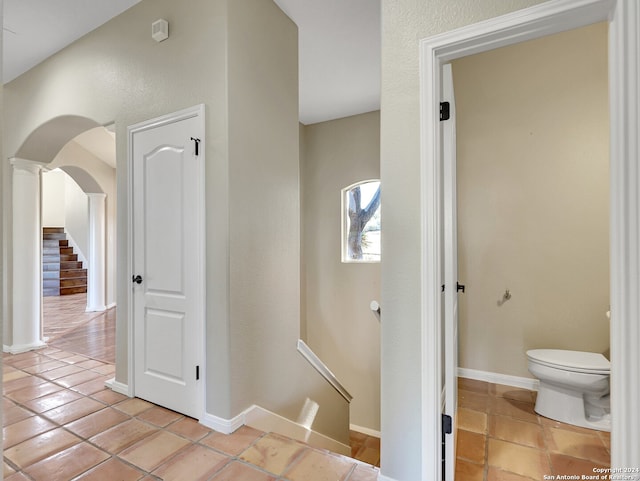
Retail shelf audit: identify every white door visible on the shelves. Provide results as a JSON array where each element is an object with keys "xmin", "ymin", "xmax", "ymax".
[
  {"xmin": 130, "ymin": 105, "xmax": 205, "ymax": 419},
  {"xmin": 442, "ymin": 63, "xmax": 459, "ymax": 481}
]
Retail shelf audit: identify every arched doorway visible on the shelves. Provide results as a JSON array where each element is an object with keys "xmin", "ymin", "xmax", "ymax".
[{"xmin": 6, "ymin": 115, "xmax": 116, "ymax": 353}]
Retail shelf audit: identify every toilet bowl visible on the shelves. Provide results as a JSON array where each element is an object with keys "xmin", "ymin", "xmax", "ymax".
[{"xmin": 526, "ymin": 349, "xmax": 610, "ymax": 431}]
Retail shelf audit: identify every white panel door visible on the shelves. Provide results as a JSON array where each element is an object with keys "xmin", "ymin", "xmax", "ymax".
[
  {"xmin": 131, "ymin": 105, "xmax": 205, "ymax": 419},
  {"xmin": 443, "ymin": 63, "xmax": 459, "ymax": 481}
]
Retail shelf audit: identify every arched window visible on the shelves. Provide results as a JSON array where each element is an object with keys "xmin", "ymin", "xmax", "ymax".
[{"xmin": 342, "ymin": 180, "xmax": 381, "ymax": 262}]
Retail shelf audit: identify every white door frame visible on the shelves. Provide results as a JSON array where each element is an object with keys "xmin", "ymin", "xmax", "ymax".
[
  {"xmin": 420, "ymin": 0, "xmax": 639, "ymax": 479},
  {"xmin": 126, "ymin": 104, "xmax": 206, "ymax": 419}
]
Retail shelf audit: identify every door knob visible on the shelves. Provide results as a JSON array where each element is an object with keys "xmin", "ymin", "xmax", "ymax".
[{"xmin": 132, "ymin": 275, "xmax": 143, "ymax": 284}]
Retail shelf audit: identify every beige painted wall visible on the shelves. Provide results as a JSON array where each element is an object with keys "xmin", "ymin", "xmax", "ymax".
[
  {"xmin": 453, "ymin": 23, "xmax": 609, "ymax": 379},
  {"xmin": 380, "ymin": 1, "xmax": 546, "ymax": 479},
  {"xmin": 226, "ymin": 0, "xmax": 349, "ymax": 442},
  {"xmin": 42, "ymin": 170, "xmax": 67, "ymax": 227},
  {"xmin": 3, "ymin": 0, "xmax": 348, "ymax": 444},
  {"xmin": 302, "ymin": 111, "xmax": 381, "ymax": 432}
]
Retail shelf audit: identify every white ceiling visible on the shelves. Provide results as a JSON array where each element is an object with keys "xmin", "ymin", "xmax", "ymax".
[
  {"xmin": 274, "ymin": 0, "xmax": 381, "ymax": 124},
  {"xmin": 2, "ymin": 0, "xmax": 381, "ymax": 126}
]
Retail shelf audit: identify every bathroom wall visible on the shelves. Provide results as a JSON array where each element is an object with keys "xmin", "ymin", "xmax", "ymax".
[
  {"xmin": 453, "ymin": 22, "xmax": 609, "ymax": 379},
  {"xmin": 302, "ymin": 111, "xmax": 381, "ymax": 432}
]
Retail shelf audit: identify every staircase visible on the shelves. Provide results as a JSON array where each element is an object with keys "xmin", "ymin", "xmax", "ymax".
[{"xmin": 42, "ymin": 227, "xmax": 87, "ymax": 297}]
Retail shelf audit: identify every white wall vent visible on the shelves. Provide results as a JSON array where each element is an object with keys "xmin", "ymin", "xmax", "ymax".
[{"xmin": 152, "ymin": 19, "xmax": 169, "ymax": 42}]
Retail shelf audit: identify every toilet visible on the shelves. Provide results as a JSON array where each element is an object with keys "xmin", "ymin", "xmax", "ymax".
[{"xmin": 526, "ymin": 349, "xmax": 610, "ymax": 431}]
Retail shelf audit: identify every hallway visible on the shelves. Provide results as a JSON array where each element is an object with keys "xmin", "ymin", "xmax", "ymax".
[
  {"xmin": 3, "ymin": 296, "xmax": 380, "ymax": 480},
  {"xmin": 44, "ymin": 294, "xmax": 115, "ymax": 363}
]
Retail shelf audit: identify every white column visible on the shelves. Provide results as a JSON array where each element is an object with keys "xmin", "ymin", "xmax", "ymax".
[
  {"xmin": 10, "ymin": 158, "xmax": 47, "ymax": 353},
  {"xmin": 86, "ymin": 193, "xmax": 107, "ymax": 312}
]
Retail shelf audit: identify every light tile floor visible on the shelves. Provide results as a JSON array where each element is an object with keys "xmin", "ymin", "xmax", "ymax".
[
  {"xmin": 44, "ymin": 293, "xmax": 116, "ymax": 364},
  {"xmin": 3, "ymin": 348, "xmax": 380, "ymax": 481},
  {"xmin": 455, "ymin": 378, "xmax": 611, "ymax": 481}
]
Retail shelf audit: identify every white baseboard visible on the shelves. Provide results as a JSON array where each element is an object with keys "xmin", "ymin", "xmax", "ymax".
[
  {"xmin": 458, "ymin": 367, "xmax": 539, "ymax": 391},
  {"xmin": 200, "ymin": 409, "xmax": 247, "ymax": 435},
  {"xmin": 3, "ymin": 340, "xmax": 47, "ymax": 354},
  {"xmin": 106, "ymin": 302, "xmax": 116, "ymax": 310},
  {"xmin": 200, "ymin": 405, "xmax": 351, "ymax": 456},
  {"xmin": 86, "ymin": 305, "xmax": 107, "ymax": 313},
  {"xmin": 105, "ymin": 377, "xmax": 130, "ymax": 396},
  {"xmin": 377, "ymin": 474, "xmax": 398, "ymax": 481},
  {"xmin": 350, "ymin": 424, "xmax": 381, "ymax": 438},
  {"xmin": 245, "ymin": 405, "xmax": 351, "ymax": 456}
]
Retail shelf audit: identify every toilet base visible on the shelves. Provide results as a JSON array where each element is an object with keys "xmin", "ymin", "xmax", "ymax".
[{"xmin": 535, "ymin": 382, "xmax": 610, "ymax": 432}]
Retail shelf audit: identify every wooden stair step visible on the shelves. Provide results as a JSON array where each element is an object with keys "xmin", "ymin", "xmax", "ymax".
[
  {"xmin": 60, "ymin": 269, "xmax": 87, "ymax": 279},
  {"xmin": 42, "ymin": 228, "xmax": 87, "ymax": 297},
  {"xmin": 60, "ymin": 261, "xmax": 83, "ymax": 269},
  {"xmin": 43, "ymin": 233, "xmax": 67, "ymax": 240},
  {"xmin": 60, "ymin": 278, "xmax": 87, "ymax": 288},
  {"xmin": 60, "ymin": 286, "xmax": 87, "ymax": 295}
]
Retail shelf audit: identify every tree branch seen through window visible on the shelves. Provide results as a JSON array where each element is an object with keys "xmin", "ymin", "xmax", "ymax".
[{"xmin": 343, "ymin": 180, "xmax": 381, "ymax": 262}]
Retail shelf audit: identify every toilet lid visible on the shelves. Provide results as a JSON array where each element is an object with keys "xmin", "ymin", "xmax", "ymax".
[{"xmin": 526, "ymin": 349, "xmax": 610, "ymax": 374}]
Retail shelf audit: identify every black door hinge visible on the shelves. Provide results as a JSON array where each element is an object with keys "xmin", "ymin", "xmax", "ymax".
[
  {"xmin": 442, "ymin": 283, "xmax": 465, "ymax": 293},
  {"xmin": 442, "ymin": 414, "xmax": 452, "ymax": 481},
  {"xmin": 440, "ymin": 102, "xmax": 450, "ymax": 121},
  {"xmin": 196, "ymin": 365, "xmax": 200, "ymax": 380},
  {"xmin": 442, "ymin": 414, "xmax": 452, "ymax": 434}
]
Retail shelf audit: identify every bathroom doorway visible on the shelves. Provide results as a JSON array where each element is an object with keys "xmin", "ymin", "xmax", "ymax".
[
  {"xmin": 420, "ymin": 1, "xmax": 638, "ymax": 479},
  {"xmin": 451, "ymin": 21, "xmax": 610, "ymax": 477}
]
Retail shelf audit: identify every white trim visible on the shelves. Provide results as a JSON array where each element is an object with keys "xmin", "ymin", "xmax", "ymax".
[
  {"xmin": 201, "ymin": 404, "xmax": 352, "ymax": 456},
  {"xmin": 419, "ymin": 0, "xmax": 637, "ymax": 479},
  {"xmin": 126, "ymin": 104, "xmax": 206, "ymax": 420},
  {"xmin": 104, "ymin": 377, "xmax": 130, "ymax": 396},
  {"xmin": 106, "ymin": 302, "xmax": 116, "ymax": 310},
  {"xmin": 200, "ymin": 409, "xmax": 247, "ymax": 435},
  {"xmin": 3, "ymin": 341, "xmax": 47, "ymax": 354},
  {"xmin": 297, "ymin": 339, "xmax": 353, "ymax": 402},
  {"xmin": 608, "ymin": 0, "xmax": 640, "ymax": 469},
  {"xmin": 377, "ymin": 475, "xmax": 399, "ymax": 481},
  {"xmin": 9, "ymin": 157, "xmax": 47, "ymax": 173},
  {"xmin": 244, "ymin": 405, "xmax": 351, "ymax": 456},
  {"xmin": 350, "ymin": 424, "xmax": 381, "ymax": 439},
  {"xmin": 458, "ymin": 368, "xmax": 539, "ymax": 392}
]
